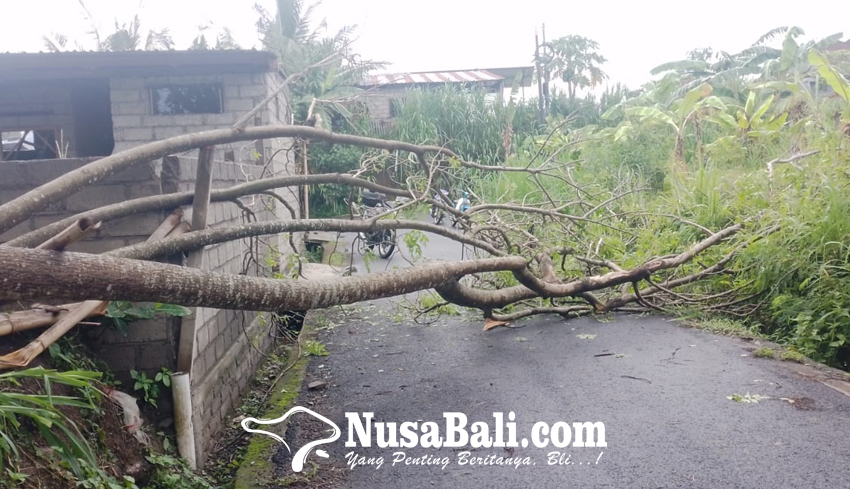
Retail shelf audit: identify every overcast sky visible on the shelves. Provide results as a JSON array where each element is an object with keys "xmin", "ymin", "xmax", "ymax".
[{"xmin": 1, "ymin": 1, "xmax": 848, "ymax": 91}]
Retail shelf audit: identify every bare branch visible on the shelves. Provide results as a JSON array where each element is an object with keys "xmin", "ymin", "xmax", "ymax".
[
  {"xmin": 7, "ymin": 173, "xmax": 411, "ymax": 248},
  {"xmin": 766, "ymin": 150, "xmax": 819, "ymax": 177},
  {"xmin": 0, "ymin": 125, "xmax": 464, "ymax": 235},
  {"xmin": 109, "ymin": 218, "xmax": 506, "ymax": 261}
]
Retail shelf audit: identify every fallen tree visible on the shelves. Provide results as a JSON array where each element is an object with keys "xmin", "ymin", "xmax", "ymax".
[{"xmin": 0, "ymin": 119, "xmax": 754, "ymax": 369}]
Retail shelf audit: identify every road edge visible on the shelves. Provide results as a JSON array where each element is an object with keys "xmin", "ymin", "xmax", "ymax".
[{"xmin": 233, "ymin": 313, "xmax": 318, "ymax": 489}]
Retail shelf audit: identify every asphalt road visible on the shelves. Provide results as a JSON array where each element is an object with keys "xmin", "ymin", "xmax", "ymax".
[{"xmin": 280, "ymin": 221, "xmax": 850, "ymax": 488}]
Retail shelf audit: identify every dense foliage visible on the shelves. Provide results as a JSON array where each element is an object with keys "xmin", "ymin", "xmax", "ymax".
[{"xmin": 465, "ymin": 27, "xmax": 850, "ymax": 368}]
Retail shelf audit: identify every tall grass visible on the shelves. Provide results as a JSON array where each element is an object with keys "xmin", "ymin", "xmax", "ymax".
[{"xmin": 390, "ymin": 85, "xmax": 507, "ymax": 166}]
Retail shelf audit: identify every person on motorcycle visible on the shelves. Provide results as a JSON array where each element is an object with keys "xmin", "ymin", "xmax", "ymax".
[{"xmin": 430, "ymin": 189, "xmax": 451, "ymax": 225}]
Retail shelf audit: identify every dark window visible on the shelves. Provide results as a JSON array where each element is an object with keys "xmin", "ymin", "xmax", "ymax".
[
  {"xmin": 71, "ymin": 79, "xmax": 114, "ymax": 157},
  {"xmin": 1, "ymin": 129, "xmax": 58, "ymax": 161},
  {"xmin": 150, "ymin": 83, "xmax": 223, "ymax": 115}
]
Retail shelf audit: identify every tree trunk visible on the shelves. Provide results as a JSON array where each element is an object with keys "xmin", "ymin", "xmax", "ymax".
[{"xmin": 0, "ymin": 247, "xmax": 527, "ymax": 312}]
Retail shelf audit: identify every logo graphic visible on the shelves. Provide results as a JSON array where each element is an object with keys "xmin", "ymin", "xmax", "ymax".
[
  {"xmin": 241, "ymin": 406, "xmax": 341, "ymax": 473},
  {"xmin": 242, "ymin": 409, "xmax": 607, "ymax": 473}
]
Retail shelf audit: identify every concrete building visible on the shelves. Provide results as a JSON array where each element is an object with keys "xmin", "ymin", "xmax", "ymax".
[
  {"xmin": 0, "ymin": 50, "xmax": 292, "ymax": 162},
  {"xmin": 0, "ymin": 50, "xmax": 299, "ymax": 465}
]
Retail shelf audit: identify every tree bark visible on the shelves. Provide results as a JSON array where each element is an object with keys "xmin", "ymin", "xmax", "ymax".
[{"xmin": 0, "ymin": 247, "xmax": 528, "ymax": 312}]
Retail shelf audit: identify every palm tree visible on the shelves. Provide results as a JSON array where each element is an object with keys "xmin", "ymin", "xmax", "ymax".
[
  {"xmin": 41, "ymin": 1, "xmax": 173, "ymax": 52},
  {"xmin": 189, "ymin": 25, "xmax": 241, "ymax": 51},
  {"xmin": 255, "ymin": 0, "xmax": 383, "ymax": 126},
  {"xmin": 101, "ymin": 15, "xmax": 174, "ymax": 51}
]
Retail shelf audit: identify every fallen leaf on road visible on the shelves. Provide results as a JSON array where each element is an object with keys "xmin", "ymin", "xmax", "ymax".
[
  {"xmin": 484, "ymin": 318, "xmax": 510, "ymax": 331},
  {"xmin": 727, "ymin": 393, "xmax": 768, "ymax": 403}
]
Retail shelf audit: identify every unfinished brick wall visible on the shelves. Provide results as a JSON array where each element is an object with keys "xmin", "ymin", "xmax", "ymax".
[
  {"xmin": 158, "ymin": 156, "xmax": 285, "ymax": 465},
  {"xmin": 0, "ymin": 157, "xmax": 178, "ymax": 384},
  {"xmin": 109, "ymin": 72, "xmax": 288, "ymax": 163},
  {"xmin": 0, "ymin": 153, "xmax": 298, "ymax": 466},
  {"xmin": 0, "ymin": 157, "xmax": 165, "ymax": 250}
]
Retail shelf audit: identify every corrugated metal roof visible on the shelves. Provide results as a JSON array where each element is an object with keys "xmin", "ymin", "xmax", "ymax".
[{"xmin": 363, "ymin": 69, "xmax": 504, "ymax": 87}]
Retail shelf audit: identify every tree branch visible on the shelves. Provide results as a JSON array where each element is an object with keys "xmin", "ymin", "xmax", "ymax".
[
  {"xmin": 7, "ymin": 173, "xmax": 412, "ymax": 248},
  {"xmin": 109, "ymin": 218, "xmax": 505, "ymax": 260},
  {"xmin": 0, "ymin": 126, "xmax": 462, "ymax": 235}
]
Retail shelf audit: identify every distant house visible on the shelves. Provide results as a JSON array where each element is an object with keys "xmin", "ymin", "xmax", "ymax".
[
  {"xmin": 357, "ymin": 66, "xmax": 534, "ymax": 132},
  {"xmin": 0, "ymin": 50, "xmax": 290, "ymax": 163}
]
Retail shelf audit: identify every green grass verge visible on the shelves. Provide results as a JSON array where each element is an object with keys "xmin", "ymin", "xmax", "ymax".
[{"xmin": 233, "ymin": 316, "xmax": 319, "ymax": 489}]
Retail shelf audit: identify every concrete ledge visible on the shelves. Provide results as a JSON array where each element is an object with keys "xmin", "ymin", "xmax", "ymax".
[{"xmin": 233, "ymin": 313, "xmax": 319, "ymax": 489}]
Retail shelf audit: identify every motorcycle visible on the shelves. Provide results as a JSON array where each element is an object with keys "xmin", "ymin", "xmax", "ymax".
[
  {"xmin": 451, "ymin": 191, "xmax": 471, "ymax": 228},
  {"xmin": 430, "ymin": 189, "xmax": 451, "ymax": 225},
  {"xmin": 349, "ymin": 190, "xmax": 397, "ymax": 258}
]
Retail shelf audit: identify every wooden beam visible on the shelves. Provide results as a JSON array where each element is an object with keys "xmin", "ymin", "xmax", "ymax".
[{"xmin": 176, "ymin": 146, "xmax": 215, "ymax": 374}]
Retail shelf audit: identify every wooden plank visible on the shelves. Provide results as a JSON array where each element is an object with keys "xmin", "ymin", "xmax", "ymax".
[{"xmin": 176, "ymin": 146, "xmax": 215, "ymax": 374}]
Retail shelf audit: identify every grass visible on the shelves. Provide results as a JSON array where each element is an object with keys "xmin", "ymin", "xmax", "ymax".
[
  {"xmin": 303, "ymin": 340, "xmax": 329, "ymax": 357},
  {"xmin": 754, "ymin": 347, "xmax": 777, "ymax": 359},
  {"xmin": 780, "ymin": 350, "xmax": 806, "ymax": 363},
  {"xmin": 690, "ymin": 318, "xmax": 754, "ymax": 337}
]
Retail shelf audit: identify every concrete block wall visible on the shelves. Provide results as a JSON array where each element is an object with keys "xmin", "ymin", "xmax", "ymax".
[
  {"xmin": 109, "ymin": 72, "xmax": 293, "ymax": 165},
  {"xmin": 0, "ymin": 81, "xmax": 76, "ymax": 156},
  {"xmin": 161, "ymin": 156, "xmax": 284, "ymax": 465},
  {"xmin": 0, "ymin": 157, "xmax": 164, "ymax": 250},
  {"xmin": 0, "ymin": 155, "xmax": 296, "ymax": 463},
  {"xmin": 2, "ymin": 70, "xmax": 300, "ymax": 463}
]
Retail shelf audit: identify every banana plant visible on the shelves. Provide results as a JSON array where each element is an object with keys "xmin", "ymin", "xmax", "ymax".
[
  {"xmin": 609, "ymin": 83, "xmax": 727, "ymax": 166},
  {"xmin": 707, "ymin": 90, "xmax": 788, "ymax": 140},
  {"xmin": 757, "ymin": 27, "xmax": 844, "ymax": 82},
  {"xmin": 809, "ymin": 50, "xmax": 850, "ymax": 103}
]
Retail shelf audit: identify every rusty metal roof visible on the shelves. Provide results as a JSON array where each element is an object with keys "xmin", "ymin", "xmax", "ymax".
[{"xmin": 363, "ymin": 69, "xmax": 504, "ymax": 87}]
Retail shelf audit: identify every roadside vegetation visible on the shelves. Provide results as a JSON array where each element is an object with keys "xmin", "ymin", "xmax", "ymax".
[{"xmin": 357, "ymin": 27, "xmax": 850, "ymax": 371}]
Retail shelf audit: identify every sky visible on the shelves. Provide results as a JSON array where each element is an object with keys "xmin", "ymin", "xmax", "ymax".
[{"xmin": 1, "ymin": 0, "xmax": 849, "ymax": 92}]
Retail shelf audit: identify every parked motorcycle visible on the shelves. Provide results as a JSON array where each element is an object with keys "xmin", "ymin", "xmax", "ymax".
[
  {"xmin": 451, "ymin": 191, "xmax": 471, "ymax": 228},
  {"xmin": 350, "ymin": 190, "xmax": 397, "ymax": 258}
]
